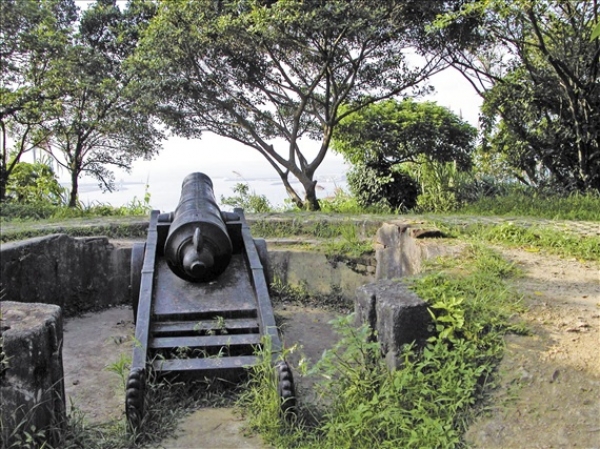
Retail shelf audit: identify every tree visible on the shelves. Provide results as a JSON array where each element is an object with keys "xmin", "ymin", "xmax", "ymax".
[
  {"xmin": 4, "ymin": 159, "xmax": 66, "ymax": 205},
  {"xmin": 332, "ymin": 99, "xmax": 477, "ymax": 209},
  {"xmin": 133, "ymin": 0, "xmax": 455, "ymax": 210},
  {"xmin": 434, "ymin": 0, "xmax": 600, "ymax": 192},
  {"xmin": 39, "ymin": 0, "xmax": 163, "ymax": 207},
  {"xmin": 0, "ymin": 0, "xmax": 77, "ymax": 201}
]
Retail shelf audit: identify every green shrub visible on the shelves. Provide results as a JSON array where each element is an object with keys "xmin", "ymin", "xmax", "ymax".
[
  {"xmin": 220, "ymin": 183, "xmax": 273, "ymax": 213},
  {"xmin": 4, "ymin": 161, "xmax": 67, "ymax": 206},
  {"xmin": 346, "ymin": 163, "xmax": 418, "ymax": 212}
]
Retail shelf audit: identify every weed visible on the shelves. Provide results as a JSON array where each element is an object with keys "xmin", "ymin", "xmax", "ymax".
[
  {"xmin": 239, "ymin": 245, "xmax": 525, "ymax": 448},
  {"xmin": 453, "ymin": 222, "xmax": 600, "ymax": 261},
  {"xmin": 221, "ymin": 183, "xmax": 273, "ymax": 213},
  {"xmin": 456, "ymin": 189, "xmax": 600, "ymax": 221},
  {"xmin": 237, "ymin": 337, "xmax": 308, "ymax": 448},
  {"xmin": 105, "ymin": 354, "xmax": 131, "ymax": 390}
]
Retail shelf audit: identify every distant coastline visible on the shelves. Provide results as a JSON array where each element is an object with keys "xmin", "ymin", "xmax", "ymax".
[{"xmin": 72, "ymin": 173, "xmax": 348, "ymax": 212}]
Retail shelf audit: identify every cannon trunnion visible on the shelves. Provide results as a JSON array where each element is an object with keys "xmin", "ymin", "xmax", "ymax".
[
  {"xmin": 126, "ymin": 173, "xmax": 295, "ymax": 430},
  {"xmin": 164, "ymin": 172, "xmax": 233, "ymax": 282}
]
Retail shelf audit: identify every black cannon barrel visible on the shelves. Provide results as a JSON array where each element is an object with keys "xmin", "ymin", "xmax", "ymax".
[{"xmin": 164, "ymin": 172, "xmax": 233, "ymax": 282}]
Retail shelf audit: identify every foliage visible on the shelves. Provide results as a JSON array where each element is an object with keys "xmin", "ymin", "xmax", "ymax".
[
  {"xmin": 435, "ymin": 0, "xmax": 600, "ymax": 193},
  {"xmin": 332, "ymin": 99, "xmax": 477, "ymax": 211},
  {"xmin": 0, "ymin": 189, "xmax": 151, "ymax": 222},
  {"xmin": 317, "ymin": 188, "xmax": 396, "ymax": 215},
  {"xmin": 41, "ymin": 0, "xmax": 163, "ymax": 207},
  {"xmin": 0, "ymin": 0, "xmax": 163, "ymax": 208},
  {"xmin": 133, "ymin": 0, "xmax": 455, "ymax": 210},
  {"xmin": 240, "ymin": 246, "xmax": 525, "ymax": 448},
  {"xmin": 0, "ymin": 0, "xmax": 78, "ymax": 202},
  {"xmin": 346, "ymin": 163, "xmax": 418, "ymax": 212},
  {"xmin": 333, "ymin": 99, "xmax": 477, "ymax": 170},
  {"xmin": 4, "ymin": 160, "xmax": 66, "ymax": 205},
  {"xmin": 237, "ymin": 337, "xmax": 308, "ymax": 448},
  {"xmin": 220, "ymin": 183, "xmax": 272, "ymax": 213},
  {"xmin": 406, "ymin": 157, "xmax": 475, "ymax": 213},
  {"xmin": 452, "ymin": 222, "xmax": 600, "ymax": 262},
  {"xmin": 456, "ymin": 188, "xmax": 600, "ymax": 221},
  {"xmin": 592, "ymin": 21, "xmax": 600, "ymax": 40}
]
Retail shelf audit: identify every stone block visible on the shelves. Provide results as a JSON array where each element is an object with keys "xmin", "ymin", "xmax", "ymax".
[
  {"xmin": 355, "ymin": 280, "xmax": 431, "ymax": 370},
  {"xmin": 374, "ymin": 222, "xmax": 460, "ymax": 280},
  {"xmin": 1, "ymin": 301, "xmax": 66, "ymax": 447},
  {"xmin": 0, "ymin": 234, "xmax": 131, "ymax": 315}
]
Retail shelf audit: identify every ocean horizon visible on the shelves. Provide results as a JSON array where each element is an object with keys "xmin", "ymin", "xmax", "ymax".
[{"xmin": 73, "ymin": 170, "xmax": 348, "ymax": 212}]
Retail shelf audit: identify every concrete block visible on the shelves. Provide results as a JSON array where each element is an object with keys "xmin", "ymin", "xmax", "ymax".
[
  {"xmin": 355, "ymin": 280, "xmax": 431, "ymax": 370},
  {"xmin": 1, "ymin": 301, "xmax": 66, "ymax": 447}
]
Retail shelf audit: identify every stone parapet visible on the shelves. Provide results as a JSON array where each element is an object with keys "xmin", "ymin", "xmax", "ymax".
[
  {"xmin": 1, "ymin": 301, "xmax": 66, "ymax": 447},
  {"xmin": 0, "ymin": 234, "xmax": 130, "ymax": 316},
  {"xmin": 375, "ymin": 222, "xmax": 460, "ymax": 279}
]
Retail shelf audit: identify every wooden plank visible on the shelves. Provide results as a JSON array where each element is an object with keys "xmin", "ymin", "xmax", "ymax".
[
  {"xmin": 150, "ymin": 333, "xmax": 262, "ymax": 350},
  {"xmin": 153, "ymin": 355, "xmax": 259, "ymax": 373},
  {"xmin": 131, "ymin": 210, "xmax": 160, "ymax": 370},
  {"xmin": 152, "ymin": 318, "xmax": 259, "ymax": 335},
  {"xmin": 236, "ymin": 208, "xmax": 283, "ymax": 355}
]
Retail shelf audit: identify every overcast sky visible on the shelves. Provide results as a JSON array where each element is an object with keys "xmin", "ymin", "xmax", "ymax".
[{"xmin": 115, "ymin": 65, "xmax": 483, "ymax": 182}]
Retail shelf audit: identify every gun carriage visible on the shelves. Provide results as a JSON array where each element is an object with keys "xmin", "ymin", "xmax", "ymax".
[{"xmin": 126, "ymin": 172, "xmax": 295, "ymax": 429}]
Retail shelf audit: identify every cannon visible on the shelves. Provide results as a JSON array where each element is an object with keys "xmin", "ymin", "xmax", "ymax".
[
  {"xmin": 126, "ymin": 172, "xmax": 296, "ymax": 430},
  {"xmin": 164, "ymin": 173, "xmax": 233, "ymax": 282}
]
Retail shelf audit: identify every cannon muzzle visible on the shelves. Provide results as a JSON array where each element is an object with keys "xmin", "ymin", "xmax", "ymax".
[{"xmin": 164, "ymin": 172, "xmax": 233, "ymax": 282}]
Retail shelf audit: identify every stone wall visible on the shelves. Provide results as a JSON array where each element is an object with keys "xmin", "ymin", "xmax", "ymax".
[
  {"xmin": 0, "ymin": 234, "xmax": 131, "ymax": 316},
  {"xmin": 266, "ymin": 249, "xmax": 376, "ymax": 303},
  {"xmin": 375, "ymin": 222, "xmax": 461, "ymax": 279}
]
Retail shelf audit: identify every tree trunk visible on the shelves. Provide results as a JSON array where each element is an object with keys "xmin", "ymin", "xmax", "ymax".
[
  {"xmin": 303, "ymin": 180, "xmax": 321, "ymax": 211},
  {"xmin": 68, "ymin": 169, "xmax": 79, "ymax": 208},
  {"xmin": 0, "ymin": 162, "xmax": 7, "ymax": 202}
]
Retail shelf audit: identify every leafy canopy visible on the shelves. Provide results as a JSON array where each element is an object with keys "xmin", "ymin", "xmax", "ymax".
[
  {"xmin": 434, "ymin": 0, "xmax": 600, "ymax": 193},
  {"xmin": 333, "ymin": 98, "xmax": 476, "ymax": 170},
  {"xmin": 134, "ymin": 0, "xmax": 453, "ymax": 209}
]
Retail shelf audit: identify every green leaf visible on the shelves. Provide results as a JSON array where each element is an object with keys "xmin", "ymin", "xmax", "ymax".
[{"xmin": 591, "ymin": 22, "xmax": 600, "ymax": 40}]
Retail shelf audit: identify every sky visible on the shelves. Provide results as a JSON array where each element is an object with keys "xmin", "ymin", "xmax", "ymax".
[
  {"xmin": 64, "ymin": 0, "xmax": 485, "ymax": 184},
  {"xmin": 98, "ymin": 65, "xmax": 483, "ymax": 185}
]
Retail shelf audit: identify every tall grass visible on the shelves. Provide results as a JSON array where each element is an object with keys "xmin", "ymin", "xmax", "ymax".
[
  {"xmin": 238, "ymin": 245, "xmax": 525, "ymax": 448},
  {"xmin": 0, "ymin": 189, "xmax": 152, "ymax": 222},
  {"xmin": 456, "ymin": 190, "xmax": 600, "ymax": 221},
  {"xmin": 443, "ymin": 222, "xmax": 600, "ymax": 262}
]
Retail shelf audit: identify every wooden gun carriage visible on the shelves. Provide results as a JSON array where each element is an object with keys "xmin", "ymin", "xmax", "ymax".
[{"xmin": 125, "ymin": 172, "xmax": 295, "ymax": 429}]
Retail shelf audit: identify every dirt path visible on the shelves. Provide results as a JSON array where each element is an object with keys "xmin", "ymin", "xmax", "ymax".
[
  {"xmin": 61, "ymin": 247, "xmax": 599, "ymax": 448},
  {"xmin": 465, "ymin": 249, "xmax": 600, "ymax": 448}
]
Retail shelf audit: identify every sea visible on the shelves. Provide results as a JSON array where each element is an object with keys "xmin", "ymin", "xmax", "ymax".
[{"xmin": 72, "ymin": 145, "xmax": 350, "ymax": 212}]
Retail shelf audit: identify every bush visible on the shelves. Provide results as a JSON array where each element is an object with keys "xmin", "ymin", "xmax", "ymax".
[
  {"xmin": 4, "ymin": 161, "xmax": 67, "ymax": 206},
  {"xmin": 346, "ymin": 163, "xmax": 419, "ymax": 212},
  {"xmin": 220, "ymin": 183, "xmax": 272, "ymax": 213}
]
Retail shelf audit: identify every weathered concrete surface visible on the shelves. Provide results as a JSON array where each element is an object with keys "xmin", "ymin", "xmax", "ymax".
[
  {"xmin": 0, "ymin": 301, "xmax": 66, "ymax": 447},
  {"xmin": 149, "ymin": 408, "xmax": 266, "ymax": 449},
  {"xmin": 0, "ymin": 234, "xmax": 131, "ymax": 316},
  {"xmin": 375, "ymin": 222, "xmax": 460, "ymax": 279},
  {"xmin": 267, "ymin": 248, "xmax": 376, "ymax": 302},
  {"xmin": 355, "ymin": 280, "xmax": 432, "ymax": 370}
]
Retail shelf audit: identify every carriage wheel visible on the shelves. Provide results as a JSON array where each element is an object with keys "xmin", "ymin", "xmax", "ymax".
[
  {"xmin": 126, "ymin": 367, "xmax": 145, "ymax": 432},
  {"xmin": 276, "ymin": 360, "xmax": 297, "ymax": 420}
]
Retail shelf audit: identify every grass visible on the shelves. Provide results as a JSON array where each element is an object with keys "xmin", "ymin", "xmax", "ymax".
[
  {"xmin": 456, "ymin": 190, "xmax": 600, "ymax": 221},
  {"xmin": 237, "ymin": 245, "xmax": 526, "ymax": 448},
  {"xmin": 439, "ymin": 222, "xmax": 600, "ymax": 262}
]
